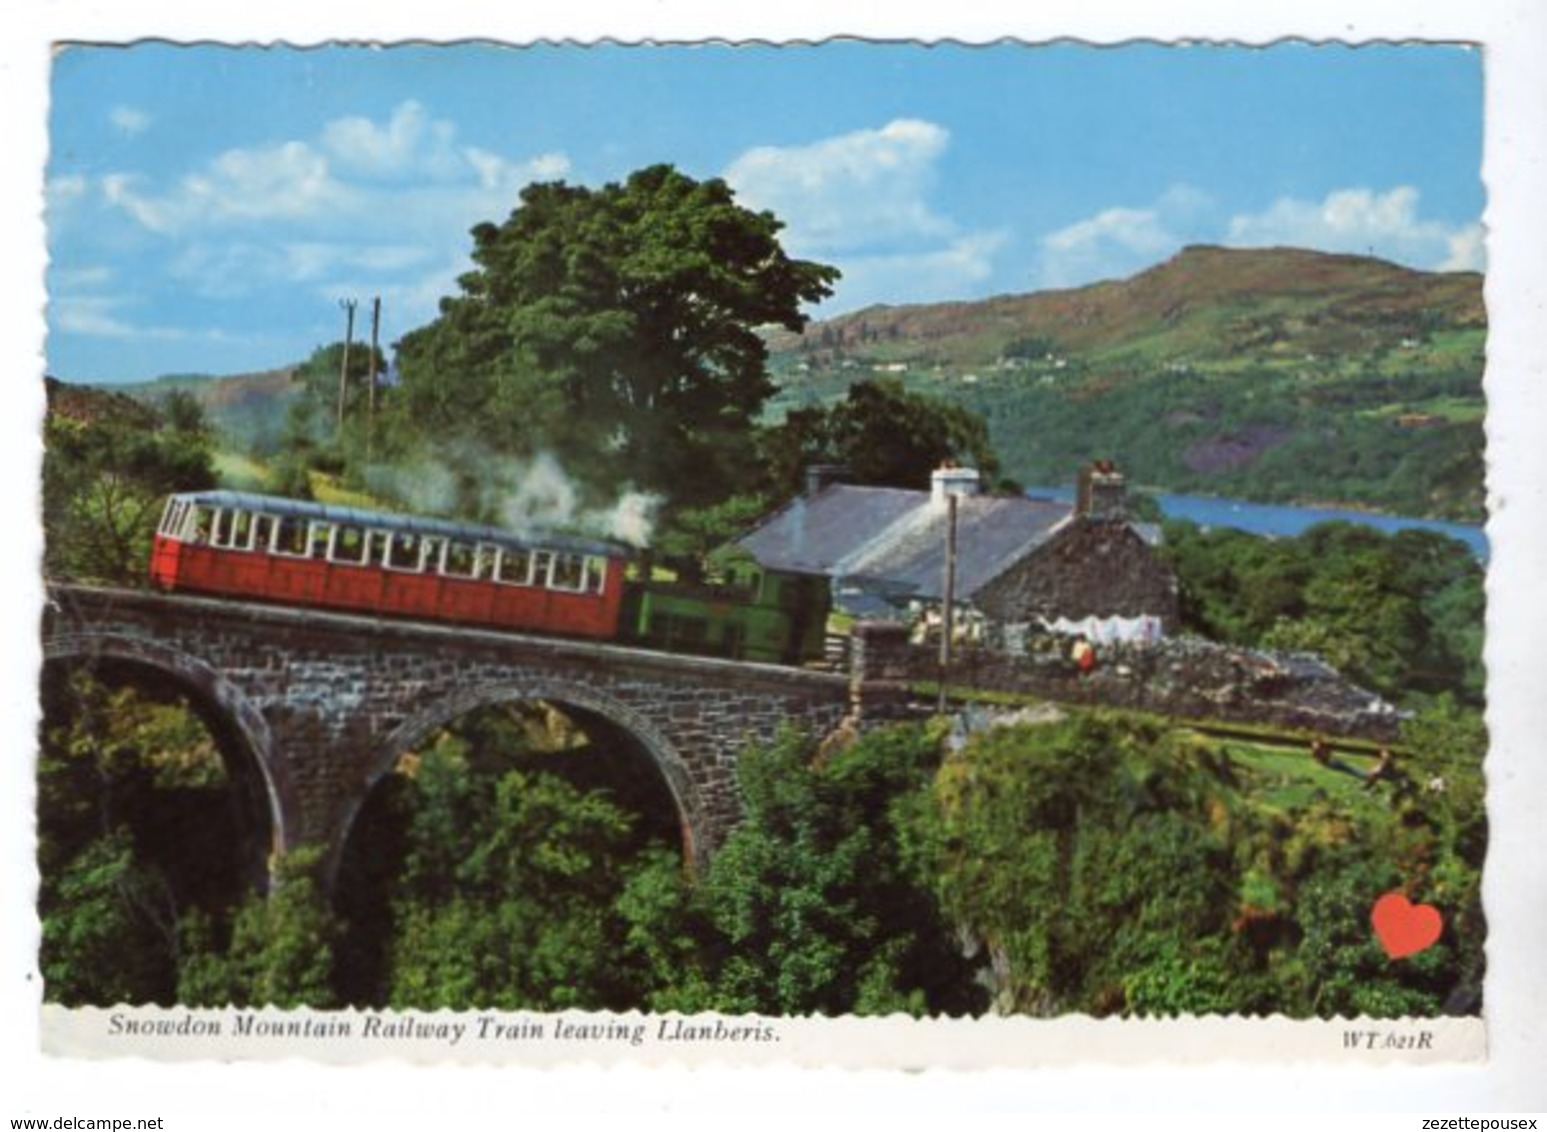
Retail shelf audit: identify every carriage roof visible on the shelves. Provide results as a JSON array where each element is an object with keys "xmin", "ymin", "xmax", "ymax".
[{"xmin": 170, "ymin": 490, "xmax": 634, "ymax": 559}]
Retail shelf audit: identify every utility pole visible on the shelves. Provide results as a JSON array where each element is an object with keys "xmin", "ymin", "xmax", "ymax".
[
  {"xmin": 337, "ymin": 298, "xmax": 357, "ymax": 435},
  {"xmin": 938, "ymin": 490, "xmax": 958, "ymax": 715},
  {"xmin": 366, "ymin": 296, "xmax": 381, "ymax": 464}
]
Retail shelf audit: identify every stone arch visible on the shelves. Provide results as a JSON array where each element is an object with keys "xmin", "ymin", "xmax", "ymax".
[
  {"xmin": 332, "ymin": 677, "xmax": 708, "ymax": 884},
  {"xmin": 41, "ymin": 630, "xmax": 292, "ymax": 862}
]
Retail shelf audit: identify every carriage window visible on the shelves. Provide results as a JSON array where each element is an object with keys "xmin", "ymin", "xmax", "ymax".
[
  {"xmin": 332, "ymin": 525, "xmax": 369, "ymax": 565},
  {"xmin": 530, "ymin": 550, "xmax": 556, "ymax": 588},
  {"xmin": 476, "ymin": 544, "xmax": 499, "ymax": 579},
  {"xmin": 584, "ymin": 556, "xmax": 608, "ymax": 594},
  {"xmin": 211, "ymin": 509, "xmax": 254, "ymax": 549},
  {"xmin": 495, "ymin": 548, "xmax": 532, "ymax": 585},
  {"xmin": 550, "ymin": 553, "xmax": 584, "ymax": 592},
  {"xmin": 160, "ymin": 499, "xmax": 189, "ymax": 537},
  {"xmin": 444, "ymin": 541, "xmax": 479, "ymax": 578},
  {"xmin": 366, "ymin": 530, "xmax": 388, "ymax": 568},
  {"xmin": 308, "ymin": 522, "xmax": 335, "ymax": 559},
  {"xmin": 190, "ymin": 506, "xmax": 216, "ymax": 544},
  {"xmin": 274, "ymin": 517, "xmax": 308, "ymax": 557},
  {"xmin": 386, "ymin": 533, "xmax": 420, "ymax": 571},
  {"xmin": 253, "ymin": 514, "xmax": 278, "ymax": 552},
  {"xmin": 419, "ymin": 536, "xmax": 447, "ymax": 574}
]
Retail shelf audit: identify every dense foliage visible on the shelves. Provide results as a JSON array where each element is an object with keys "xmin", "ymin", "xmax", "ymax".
[
  {"xmin": 333, "ymin": 708, "xmax": 671, "ymax": 1011},
  {"xmin": 38, "ymin": 668, "xmax": 285, "ymax": 1006},
  {"xmin": 40, "ymin": 675, "xmax": 1484, "ymax": 1020},
  {"xmin": 1160, "ymin": 520, "xmax": 1485, "ymax": 706},
  {"xmin": 43, "ymin": 384, "xmax": 216, "ymax": 584},
  {"xmin": 915, "ymin": 710, "xmax": 1484, "ymax": 1017},
  {"xmin": 336, "ymin": 716, "xmax": 977, "ymax": 1016},
  {"xmin": 617, "ymin": 725, "xmax": 983, "ymax": 1017}
]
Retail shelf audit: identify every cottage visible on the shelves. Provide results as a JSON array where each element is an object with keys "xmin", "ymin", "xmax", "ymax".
[{"xmin": 734, "ymin": 461, "xmax": 1179, "ymax": 648}]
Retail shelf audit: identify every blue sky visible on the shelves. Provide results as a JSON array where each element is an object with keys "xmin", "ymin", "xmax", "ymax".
[{"xmin": 45, "ymin": 40, "xmax": 1484, "ymax": 384}]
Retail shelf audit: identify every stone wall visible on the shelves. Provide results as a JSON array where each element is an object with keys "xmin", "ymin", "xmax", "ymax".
[
  {"xmin": 973, "ymin": 517, "xmax": 1180, "ymax": 630},
  {"xmin": 851, "ymin": 621, "xmax": 1403, "ymax": 741}
]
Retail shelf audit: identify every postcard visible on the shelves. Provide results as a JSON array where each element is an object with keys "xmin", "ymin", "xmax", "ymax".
[{"xmin": 8, "ymin": 1, "xmax": 1546, "ymax": 1117}]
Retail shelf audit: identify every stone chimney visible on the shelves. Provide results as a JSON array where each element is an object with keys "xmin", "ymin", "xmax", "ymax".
[
  {"xmin": 930, "ymin": 463, "xmax": 981, "ymax": 505},
  {"xmin": 1076, "ymin": 459, "xmax": 1127, "ymax": 519},
  {"xmin": 804, "ymin": 464, "xmax": 850, "ymax": 498}
]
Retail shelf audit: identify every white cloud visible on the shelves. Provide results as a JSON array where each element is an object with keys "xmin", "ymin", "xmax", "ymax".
[
  {"xmin": 726, "ymin": 118, "xmax": 955, "ymax": 253},
  {"xmin": 1037, "ymin": 185, "xmax": 1212, "ymax": 288},
  {"xmin": 724, "ymin": 119, "xmax": 1011, "ymax": 310},
  {"xmin": 100, "ymin": 101, "xmax": 568, "ymax": 242},
  {"xmin": 102, "ymin": 141, "xmax": 353, "ymax": 234},
  {"xmin": 465, "ymin": 147, "xmax": 570, "ymax": 195},
  {"xmin": 56, "ymin": 101, "xmax": 580, "ymax": 373},
  {"xmin": 322, "ymin": 100, "xmax": 458, "ymax": 181},
  {"xmin": 1441, "ymin": 224, "xmax": 1487, "ymax": 272},
  {"xmin": 1227, "ymin": 187, "xmax": 1485, "ymax": 272},
  {"xmin": 1035, "ymin": 184, "xmax": 1484, "ymax": 290},
  {"xmin": 87, "ymin": 100, "xmax": 575, "ymax": 332},
  {"xmin": 831, "ymin": 232, "xmax": 1009, "ymax": 310},
  {"xmin": 110, "ymin": 105, "xmax": 151, "ymax": 136}
]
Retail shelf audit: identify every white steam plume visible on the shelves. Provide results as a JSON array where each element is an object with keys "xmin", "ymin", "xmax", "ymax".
[{"xmin": 365, "ymin": 448, "xmax": 661, "ymax": 548}]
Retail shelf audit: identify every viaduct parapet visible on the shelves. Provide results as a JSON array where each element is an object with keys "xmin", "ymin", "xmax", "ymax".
[{"xmin": 42, "ymin": 585, "xmax": 853, "ymax": 875}]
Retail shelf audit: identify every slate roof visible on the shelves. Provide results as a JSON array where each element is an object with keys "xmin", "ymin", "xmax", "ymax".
[{"xmin": 735, "ymin": 485, "xmax": 1073, "ymax": 603}]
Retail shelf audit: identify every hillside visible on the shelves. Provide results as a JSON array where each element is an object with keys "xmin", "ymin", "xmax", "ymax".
[
  {"xmin": 768, "ymin": 244, "xmax": 1483, "ymax": 372},
  {"xmin": 53, "ymin": 245, "xmax": 1487, "ymax": 523},
  {"xmin": 115, "ymin": 367, "xmax": 303, "ymax": 455},
  {"xmin": 770, "ymin": 246, "xmax": 1487, "ymax": 521},
  {"xmin": 44, "ymin": 375, "xmax": 164, "ymax": 430}
]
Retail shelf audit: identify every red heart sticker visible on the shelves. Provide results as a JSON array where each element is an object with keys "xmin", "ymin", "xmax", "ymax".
[{"xmin": 1371, "ymin": 891, "xmax": 1443, "ymax": 959}]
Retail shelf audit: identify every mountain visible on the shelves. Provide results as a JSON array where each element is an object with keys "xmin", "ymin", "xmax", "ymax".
[
  {"xmin": 113, "ymin": 367, "xmax": 304, "ymax": 455},
  {"xmin": 769, "ymin": 246, "xmax": 1486, "ymax": 522},
  {"xmin": 49, "ymin": 246, "xmax": 1487, "ymax": 523},
  {"xmin": 768, "ymin": 244, "xmax": 1484, "ymax": 369}
]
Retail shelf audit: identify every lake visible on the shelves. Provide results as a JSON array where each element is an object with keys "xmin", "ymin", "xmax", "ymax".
[{"xmin": 1024, "ymin": 486, "xmax": 1490, "ymax": 562}]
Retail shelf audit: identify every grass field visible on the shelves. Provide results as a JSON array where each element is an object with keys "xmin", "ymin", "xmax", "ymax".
[
  {"xmin": 1217, "ymin": 739, "xmax": 1392, "ymax": 820},
  {"xmin": 212, "ymin": 450, "xmax": 270, "ymax": 491}
]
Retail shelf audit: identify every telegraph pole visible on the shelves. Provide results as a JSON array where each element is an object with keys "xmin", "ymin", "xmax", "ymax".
[
  {"xmin": 366, "ymin": 296, "xmax": 381, "ymax": 463},
  {"xmin": 336, "ymin": 298, "xmax": 357, "ymax": 435}
]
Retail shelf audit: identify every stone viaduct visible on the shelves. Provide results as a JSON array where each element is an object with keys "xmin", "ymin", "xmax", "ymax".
[{"xmin": 41, "ymin": 585, "xmax": 869, "ymax": 879}]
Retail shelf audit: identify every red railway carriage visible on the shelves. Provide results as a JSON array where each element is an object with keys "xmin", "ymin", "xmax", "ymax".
[{"xmin": 150, "ymin": 490, "xmax": 631, "ymax": 640}]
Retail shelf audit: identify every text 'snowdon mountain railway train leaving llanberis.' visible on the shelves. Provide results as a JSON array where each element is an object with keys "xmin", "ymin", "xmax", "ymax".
[{"xmin": 150, "ymin": 491, "xmax": 831, "ymax": 667}]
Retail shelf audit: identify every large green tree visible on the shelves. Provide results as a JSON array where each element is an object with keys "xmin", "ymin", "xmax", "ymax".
[{"xmin": 392, "ymin": 165, "xmax": 839, "ymax": 512}]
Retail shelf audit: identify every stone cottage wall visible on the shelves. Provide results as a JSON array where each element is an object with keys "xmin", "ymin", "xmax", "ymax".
[{"xmin": 973, "ymin": 518, "xmax": 1180, "ymax": 631}]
